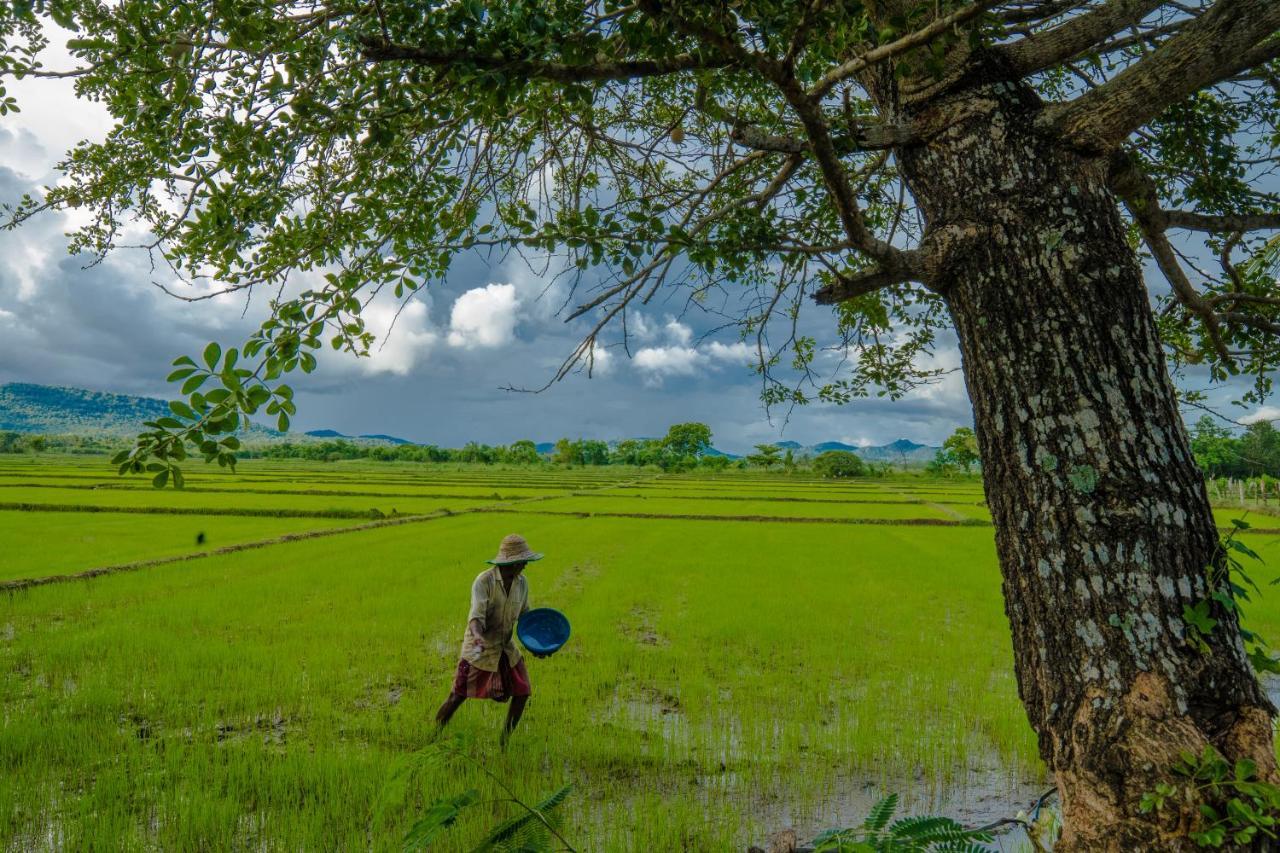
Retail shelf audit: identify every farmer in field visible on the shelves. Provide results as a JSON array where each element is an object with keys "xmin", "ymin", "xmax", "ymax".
[{"xmin": 435, "ymin": 533, "xmax": 540, "ymax": 745}]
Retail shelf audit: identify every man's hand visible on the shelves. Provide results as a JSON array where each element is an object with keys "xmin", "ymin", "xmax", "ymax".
[{"xmin": 468, "ymin": 618, "xmax": 485, "ymax": 652}]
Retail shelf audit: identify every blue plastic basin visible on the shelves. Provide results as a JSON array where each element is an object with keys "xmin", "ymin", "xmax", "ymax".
[{"xmin": 517, "ymin": 608, "xmax": 571, "ymax": 657}]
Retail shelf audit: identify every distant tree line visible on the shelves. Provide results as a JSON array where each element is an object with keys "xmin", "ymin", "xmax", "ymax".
[
  {"xmin": 243, "ymin": 423, "xmax": 732, "ymax": 471},
  {"xmin": 0, "ymin": 432, "xmax": 116, "ymax": 455},
  {"xmin": 1190, "ymin": 416, "xmax": 1280, "ymax": 479},
  {"xmin": 0, "ymin": 422, "xmax": 991, "ymax": 480}
]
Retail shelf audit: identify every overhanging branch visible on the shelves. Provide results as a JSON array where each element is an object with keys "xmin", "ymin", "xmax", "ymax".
[
  {"xmin": 1163, "ymin": 210, "xmax": 1280, "ymax": 234},
  {"xmin": 1039, "ymin": 0, "xmax": 1280, "ymax": 152},
  {"xmin": 997, "ymin": 0, "xmax": 1166, "ymax": 77},
  {"xmin": 812, "ymin": 262, "xmax": 918, "ymax": 304}
]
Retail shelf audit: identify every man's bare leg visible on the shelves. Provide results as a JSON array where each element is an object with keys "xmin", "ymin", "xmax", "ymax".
[
  {"xmin": 436, "ymin": 694, "xmax": 465, "ymax": 730},
  {"xmin": 500, "ymin": 695, "xmax": 528, "ymax": 747}
]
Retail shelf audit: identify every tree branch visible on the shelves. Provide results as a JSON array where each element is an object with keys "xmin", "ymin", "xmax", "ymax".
[
  {"xmin": 1163, "ymin": 210, "xmax": 1280, "ymax": 233},
  {"xmin": 1039, "ymin": 0, "xmax": 1280, "ymax": 152},
  {"xmin": 997, "ymin": 0, "xmax": 1166, "ymax": 77},
  {"xmin": 812, "ymin": 262, "xmax": 918, "ymax": 304},
  {"xmin": 729, "ymin": 121, "xmax": 915, "ymax": 153},
  {"xmin": 1109, "ymin": 153, "xmax": 1280, "ymax": 234},
  {"xmin": 646, "ymin": 2, "xmax": 906, "ymax": 267},
  {"xmin": 811, "ymin": 0, "xmax": 1002, "ymax": 99}
]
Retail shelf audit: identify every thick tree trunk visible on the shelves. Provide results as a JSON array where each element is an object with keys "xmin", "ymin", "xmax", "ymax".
[{"xmin": 895, "ymin": 69, "xmax": 1277, "ymax": 848}]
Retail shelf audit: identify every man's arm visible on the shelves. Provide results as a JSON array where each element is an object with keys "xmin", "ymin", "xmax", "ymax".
[{"xmin": 467, "ymin": 576, "xmax": 489, "ymax": 650}]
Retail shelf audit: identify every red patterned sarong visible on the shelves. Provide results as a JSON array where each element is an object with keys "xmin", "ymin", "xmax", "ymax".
[{"xmin": 450, "ymin": 654, "xmax": 531, "ymax": 702}]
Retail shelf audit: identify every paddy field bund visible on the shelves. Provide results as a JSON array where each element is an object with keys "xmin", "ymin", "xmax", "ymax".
[{"xmin": 4, "ymin": 456, "xmax": 1280, "ymax": 849}]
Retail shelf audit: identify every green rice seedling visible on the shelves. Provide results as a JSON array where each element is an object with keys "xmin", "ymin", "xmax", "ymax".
[{"xmin": 0, "ymin": 511, "xmax": 356, "ymax": 580}]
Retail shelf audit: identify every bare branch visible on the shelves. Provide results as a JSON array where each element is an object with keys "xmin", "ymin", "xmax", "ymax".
[
  {"xmin": 1040, "ymin": 0, "xmax": 1280, "ymax": 151},
  {"xmin": 998, "ymin": 0, "xmax": 1166, "ymax": 77}
]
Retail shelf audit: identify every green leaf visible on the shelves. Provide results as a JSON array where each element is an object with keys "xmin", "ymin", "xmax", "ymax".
[
  {"xmin": 181, "ymin": 373, "xmax": 209, "ymax": 395},
  {"xmin": 169, "ymin": 401, "xmax": 197, "ymax": 420},
  {"xmin": 167, "ymin": 367, "xmax": 197, "ymax": 382},
  {"xmin": 1184, "ymin": 600, "xmax": 1218, "ymax": 635},
  {"xmin": 152, "ymin": 469, "xmax": 169, "ymax": 488},
  {"xmin": 203, "ymin": 341, "xmax": 222, "ymax": 370}
]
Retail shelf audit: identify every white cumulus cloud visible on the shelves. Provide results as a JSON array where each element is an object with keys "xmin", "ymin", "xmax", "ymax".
[
  {"xmin": 633, "ymin": 346, "xmax": 702, "ymax": 377},
  {"xmin": 665, "ymin": 318, "xmax": 693, "ymax": 346},
  {"xmin": 1240, "ymin": 406, "xmax": 1280, "ymax": 425},
  {"xmin": 447, "ymin": 283, "xmax": 520, "ymax": 348},
  {"xmin": 363, "ymin": 300, "xmax": 438, "ymax": 376},
  {"xmin": 705, "ymin": 341, "xmax": 753, "ymax": 363},
  {"xmin": 630, "ymin": 337, "xmax": 756, "ymax": 386}
]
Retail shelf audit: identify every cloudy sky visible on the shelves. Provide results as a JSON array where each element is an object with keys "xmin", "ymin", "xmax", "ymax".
[{"xmin": 0, "ymin": 42, "xmax": 1263, "ymax": 454}]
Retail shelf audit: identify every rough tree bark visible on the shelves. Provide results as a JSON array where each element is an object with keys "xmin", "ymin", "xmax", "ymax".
[{"xmin": 893, "ymin": 60, "xmax": 1277, "ymax": 849}]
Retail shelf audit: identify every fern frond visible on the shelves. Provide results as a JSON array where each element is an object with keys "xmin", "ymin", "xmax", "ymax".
[
  {"xmin": 401, "ymin": 789, "xmax": 481, "ymax": 851},
  {"xmin": 471, "ymin": 784, "xmax": 574, "ymax": 852},
  {"xmin": 863, "ymin": 794, "xmax": 899, "ymax": 832}
]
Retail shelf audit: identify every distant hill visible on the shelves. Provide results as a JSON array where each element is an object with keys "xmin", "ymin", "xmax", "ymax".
[
  {"xmin": 811, "ymin": 438, "xmax": 937, "ymax": 462},
  {"xmin": 359, "ymin": 433, "xmax": 413, "ymax": 445},
  {"xmin": 0, "ymin": 383, "xmax": 180, "ymax": 437},
  {"xmin": 2, "ymin": 383, "xmax": 942, "ymax": 461},
  {"xmin": 303, "ymin": 427, "xmax": 409, "ymax": 440},
  {"xmin": 0, "ymin": 382, "xmax": 286, "ymax": 440}
]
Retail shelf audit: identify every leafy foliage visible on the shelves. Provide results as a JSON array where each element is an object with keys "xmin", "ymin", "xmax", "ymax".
[
  {"xmin": 811, "ymin": 793, "xmax": 994, "ymax": 852},
  {"xmin": 1190, "ymin": 417, "xmax": 1280, "ymax": 479},
  {"xmin": 1140, "ymin": 746, "xmax": 1280, "ymax": 848},
  {"xmin": 1184, "ymin": 518, "xmax": 1280, "ymax": 675}
]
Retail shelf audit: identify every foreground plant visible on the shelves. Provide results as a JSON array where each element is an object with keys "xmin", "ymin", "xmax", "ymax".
[
  {"xmin": 810, "ymin": 794, "xmax": 995, "ymax": 852},
  {"xmin": 382, "ymin": 734, "xmax": 577, "ymax": 852},
  {"xmin": 4, "ymin": 0, "xmax": 1280, "ymax": 846},
  {"xmin": 1141, "ymin": 747, "xmax": 1280, "ymax": 848}
]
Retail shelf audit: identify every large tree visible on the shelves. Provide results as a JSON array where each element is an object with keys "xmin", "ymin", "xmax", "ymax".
[{"xmin": 4, "ymin": 0, "xmax": 1280, "ymax": 846}]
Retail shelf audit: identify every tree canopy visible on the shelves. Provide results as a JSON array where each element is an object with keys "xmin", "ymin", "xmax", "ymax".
[{"xmin": 1, "ymin": 0, "xmax": 1277, "ymax": 483}]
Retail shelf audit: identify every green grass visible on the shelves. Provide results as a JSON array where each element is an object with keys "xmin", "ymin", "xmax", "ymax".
[
  {"xmin": 0, "ymin": 511, "xmax": 1036, "ymax": 850},
  {"xmin": 0, "ymin": 485, "xmax": 508, "ymax": 516},
  {"xmin": 532, "ymin": 495, "xmax": 964, "ymax": 521},
  {"xmin": 4, "ymin": 457, "xmax": 1278, "ymax": 850},
  {"xmin": 0, "ymin": 512, "xmax": 360, "ymax": 581}
]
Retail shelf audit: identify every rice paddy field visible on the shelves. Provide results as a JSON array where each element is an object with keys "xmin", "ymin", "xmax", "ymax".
[{"xmin": 4, "ymin": 455, "xmax": 1280, "ymax": 850}]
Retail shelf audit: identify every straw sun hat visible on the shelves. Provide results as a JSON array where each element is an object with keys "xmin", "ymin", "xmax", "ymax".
[{"xmin": 486, "ymin": 533, "xmax": 544, "ymax": 566}]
